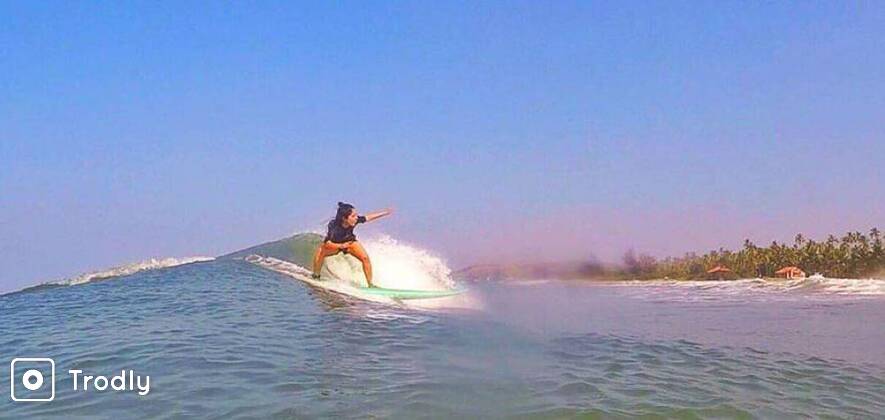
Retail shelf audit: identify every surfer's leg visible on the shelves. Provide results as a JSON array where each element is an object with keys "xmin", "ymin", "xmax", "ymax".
[
  {"xmin": 313, "ymin": 243, "xmax": 341, "ymax": 276},
  {"xmin": 347, "ymin": 242, "xmax": 373, "ymax": 287},
  {"xmin": 312, "ymin": 245, "xmax": 324, "ymax": 276}
]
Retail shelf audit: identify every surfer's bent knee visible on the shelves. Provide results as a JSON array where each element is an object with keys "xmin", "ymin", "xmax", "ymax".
[{"xmin": 350, "ymin": 244, "xmax": 370, "ymax": 263}]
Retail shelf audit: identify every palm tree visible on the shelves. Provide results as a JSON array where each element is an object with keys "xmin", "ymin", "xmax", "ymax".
[{"xmin": 620, "ymin": 228, "xmax": 882, "ymax": 280}]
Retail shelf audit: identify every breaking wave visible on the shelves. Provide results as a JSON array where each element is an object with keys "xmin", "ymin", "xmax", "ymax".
[
  {"xmin": 617, "ymin": 274, "xmax": 885, "ymax": 301},
  {"xmin": 4, "ymin": 256, "xmax": 215, "ymax": 296},
  {"xmin": 58, "ymin": 256, "xmax": 215, "ymax": 286}
]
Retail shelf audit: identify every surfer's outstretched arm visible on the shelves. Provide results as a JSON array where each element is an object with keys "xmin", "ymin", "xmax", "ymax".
[{"xmin": 363, "ymin": 208, "xmax": 393, "ymax": 222}]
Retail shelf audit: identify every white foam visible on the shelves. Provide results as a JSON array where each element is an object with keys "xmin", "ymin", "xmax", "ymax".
[
  {"xmin": 246, "ymin": 255, "xmax": 396, "ymax": 304},
  {"xmin": 616, "ymin": 275, "xmax": 885, "ymax": 300},
  {"xmin": 803, "ymin": 277, "xmax": 885, "ymax": 295},
  {"xmin": 359, "ymin": 234, "xmax": 456, "ymax": 290},
  {"xmin": 248, "ymin": 235, "xmax": 482, "ymax": 310},
  {"xmin": 359, "ymin": 235, "xmax": 481, "ymax": 310},
  {"xmin": 56, "ymin": 256, "xmax": 215, "ymax": 286}
]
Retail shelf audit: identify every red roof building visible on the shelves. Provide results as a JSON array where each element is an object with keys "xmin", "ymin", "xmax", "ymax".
[{"xmin": 775, "ymin": 266, "xmax": 806, "ymax": 279}]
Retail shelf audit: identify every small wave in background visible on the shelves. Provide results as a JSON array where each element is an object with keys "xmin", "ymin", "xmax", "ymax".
[{"xmin": 614, "ymin": 275, "xmax": 885, "ymax": 302}]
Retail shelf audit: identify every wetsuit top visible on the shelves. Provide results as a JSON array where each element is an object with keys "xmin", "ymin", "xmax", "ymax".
[{"xmin": 324, "ymin": 216, "xmax": 367, "ymax": 243}]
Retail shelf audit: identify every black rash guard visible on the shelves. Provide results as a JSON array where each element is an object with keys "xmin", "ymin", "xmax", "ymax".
[{"xmin": 324, "ymin": 215, "xmax": 367, "ymax": 243}]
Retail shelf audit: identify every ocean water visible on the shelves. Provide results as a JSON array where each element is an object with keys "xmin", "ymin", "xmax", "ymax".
[{"xmin": 1, "ymin": 235, "xmax": 884, "ymax": 419}]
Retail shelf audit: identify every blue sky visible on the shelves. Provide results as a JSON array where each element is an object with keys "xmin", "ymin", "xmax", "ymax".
[{"xmin": 2, "ymin": 1, "xmax": 884, "ymax": 291}]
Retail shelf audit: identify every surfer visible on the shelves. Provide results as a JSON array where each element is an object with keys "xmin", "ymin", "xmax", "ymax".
[{"xmin": 312, "ymin": 202, "xmax": 393, "ymax": 287}]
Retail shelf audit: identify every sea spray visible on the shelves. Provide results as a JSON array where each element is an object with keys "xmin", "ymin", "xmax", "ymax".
[{"xmin": 360, "ymin": 234, "xmax": 456, "ymax": 291}]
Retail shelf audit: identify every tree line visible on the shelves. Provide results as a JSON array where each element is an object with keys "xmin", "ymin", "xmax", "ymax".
[{"xmin": 621, "ymin": 228, "xmax": 885, "ymax": 280}]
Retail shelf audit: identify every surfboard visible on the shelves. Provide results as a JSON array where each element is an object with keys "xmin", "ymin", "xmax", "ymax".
[
  {"xmin": 355, "ymin": 286, "xmax": 465, "ymax": 299},
  {"xmin": 245, "ymin": 255, "xmax": 465, "ymax": 301}
]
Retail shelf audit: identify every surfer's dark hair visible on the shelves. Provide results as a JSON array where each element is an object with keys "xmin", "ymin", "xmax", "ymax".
[{"xmin": 335, "ymin": 202, "xmax": 356, "ymax": 224}]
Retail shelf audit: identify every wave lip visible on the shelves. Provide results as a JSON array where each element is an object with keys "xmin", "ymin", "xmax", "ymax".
[
  {"xmin": 617, "ymin": 275, "xmax": 885, "ymax": 301},
  {"xmin": 3, "ymin": 256, "xmax": 214, "ymax": 297},
  {"xmin": 59, "ymin": 256, "xmax": 215, "ymax": 286}
]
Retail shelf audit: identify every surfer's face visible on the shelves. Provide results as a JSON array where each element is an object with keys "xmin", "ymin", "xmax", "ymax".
[{"xmin": 344, "ymin": 209, "xmax": 359, "ymax": 227}]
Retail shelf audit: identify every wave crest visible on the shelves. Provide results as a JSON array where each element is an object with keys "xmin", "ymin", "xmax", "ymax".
[
  {"xmin": 59, "ymin": 256, "xmax": 215, "ymax": 286},
  {"xmin": 619, "ymin": 275, "xmax": 885, "ymax": 299}
]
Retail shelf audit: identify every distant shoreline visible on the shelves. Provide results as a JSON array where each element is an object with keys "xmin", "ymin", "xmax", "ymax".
[
  {"xmin": 454, "ymin": 264, "xmax": 884, "ymax": 283},
  {"xmin": 456, "ymin": 228, "xmax": 885, "ymax": 282}
]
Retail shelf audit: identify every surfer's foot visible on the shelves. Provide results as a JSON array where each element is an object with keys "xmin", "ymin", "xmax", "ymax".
[{"xmin": 311, "ymin": 273, "xmax": 321, "ymax": 280}]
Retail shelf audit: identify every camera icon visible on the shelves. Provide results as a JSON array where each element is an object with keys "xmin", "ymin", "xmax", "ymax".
[{"xmin": 10, "ymin": 358, "xmax": 55, "ymax": 402}]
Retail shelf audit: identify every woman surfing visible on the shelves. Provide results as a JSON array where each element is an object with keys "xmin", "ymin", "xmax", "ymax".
[{"xmin": 312, "ymin": 202, "xmax": 393, "ymax": 287}]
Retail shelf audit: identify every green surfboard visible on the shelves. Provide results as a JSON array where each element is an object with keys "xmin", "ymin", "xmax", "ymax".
[{"xmin": 356, "ymin": 286, "xmax": 465, "ymax": 299}]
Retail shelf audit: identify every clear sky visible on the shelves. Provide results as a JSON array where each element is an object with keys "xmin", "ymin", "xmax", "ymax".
[{"xmin": 2, "ymin": 1, "xmax": 884, "ymax": 292}]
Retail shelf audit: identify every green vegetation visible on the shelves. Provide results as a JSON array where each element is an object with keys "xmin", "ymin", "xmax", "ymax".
[{"xmin": 623, "ymin": 228, "xmax": 885, "ymax": 280}]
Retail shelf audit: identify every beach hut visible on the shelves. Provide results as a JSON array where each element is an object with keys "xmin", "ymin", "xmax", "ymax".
[
  {"xmin": 706, "ymin": 265, "xmax": 733, "ymax": 280},
  {"xmin": 775, "ymin": 266, "xmax": 806, "ymax": 279}
]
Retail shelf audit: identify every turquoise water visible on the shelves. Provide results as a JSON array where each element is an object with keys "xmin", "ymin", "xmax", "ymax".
[{"xmin": 2, "ymin": 256, "xmax": 884, "ymax": 418}]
